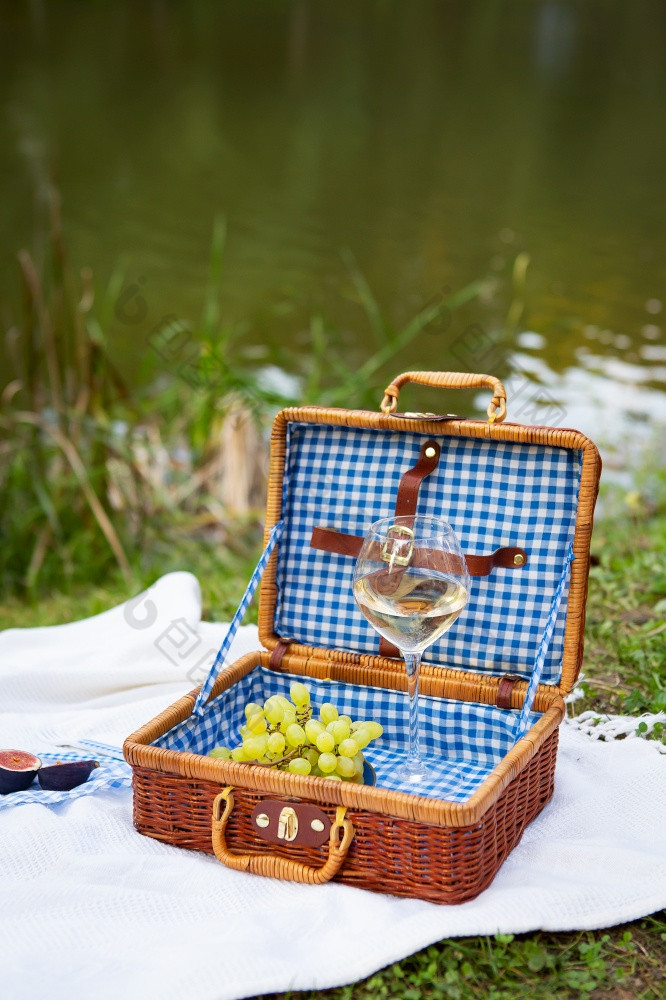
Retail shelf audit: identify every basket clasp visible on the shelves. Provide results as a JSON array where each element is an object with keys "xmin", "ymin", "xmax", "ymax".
[{"xmin": 277, "ymin": 806, "xmax": 299, "ymax": 842}]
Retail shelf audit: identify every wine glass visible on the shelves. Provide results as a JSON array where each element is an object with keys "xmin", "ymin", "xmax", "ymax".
[{"xmin": 353, "ymin": 514, "xmax": 470, "ymax": 784}]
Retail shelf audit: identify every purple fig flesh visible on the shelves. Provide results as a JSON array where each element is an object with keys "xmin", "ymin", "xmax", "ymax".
[
  {"xmin": 0, "ymin": 750, "xmax": 42, "ymax": 794},
  {"xmin": 37, "ymin": 759, "xmax": 100, "ymax": 791}
]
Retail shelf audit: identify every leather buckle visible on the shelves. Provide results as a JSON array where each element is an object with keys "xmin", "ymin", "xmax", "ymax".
[{"xmin": 380, "ymin": 525, "xmax": 415, "ymax": 566}]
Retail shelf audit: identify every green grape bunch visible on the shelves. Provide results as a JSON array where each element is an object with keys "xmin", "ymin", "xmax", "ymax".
[{"xmin": 208, "ymin": 681, "xmax": 383, "ymax": 783}]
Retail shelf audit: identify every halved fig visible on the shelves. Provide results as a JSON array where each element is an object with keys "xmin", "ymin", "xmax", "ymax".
[
  {"xmin": 37, "ymin": 759, "xmax": 99, "ymax": 791},
  {"xmin": 0, "ymin": 749, "xmax": 42, "ymax": 794}
]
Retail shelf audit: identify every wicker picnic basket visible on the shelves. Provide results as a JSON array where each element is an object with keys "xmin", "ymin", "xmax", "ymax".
[{"xmin": 124, "ymin": 370, "xmax": 601, "ymax": 904}]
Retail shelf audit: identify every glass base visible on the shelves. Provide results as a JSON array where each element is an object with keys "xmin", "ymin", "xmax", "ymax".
[{"xmin": 393, "ymin": 756, "xmax": 430, "ymax": 785}]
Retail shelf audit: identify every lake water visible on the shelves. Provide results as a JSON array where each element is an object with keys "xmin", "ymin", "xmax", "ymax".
[{"xmin": 1, "ymin": 1, "xmax": 665, "ymax": 473}]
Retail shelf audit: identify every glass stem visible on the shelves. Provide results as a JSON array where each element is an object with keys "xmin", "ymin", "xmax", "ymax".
[{"xmin": 403, "ymin": 650, "xmax": 422, "ymax": 769}]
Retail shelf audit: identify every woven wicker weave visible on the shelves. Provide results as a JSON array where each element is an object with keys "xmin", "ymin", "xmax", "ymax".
[{"xmin": 124, "ymin": 372, "xmax": 601, "ymax": 903}]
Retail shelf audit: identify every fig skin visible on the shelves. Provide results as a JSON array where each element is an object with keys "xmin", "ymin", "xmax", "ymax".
[
  {"xmin": 37, "ymin": 759, "xmax": 99, "ymax": 791},
  {"xmin": 0, "ymin": 750, "xmax": 42, "ymax": 794}
]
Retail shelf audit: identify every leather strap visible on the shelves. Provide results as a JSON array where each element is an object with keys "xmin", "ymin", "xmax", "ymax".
[
  {"xmin": 310, "ymin": 527, "xmax": 528, "ymax": 577},
  {"xmin": 311, "ymin": 527, "xmax": 364, "ymax": 558},
  {"xmin": 269, "ymin": 640, "xmax": 290, "ymax": 670},
  {"xmin": 395, "ymin": 440, "xmax": 440, "ymax": 516},
  {"xmin": 378, "ymin": 637, "xmax": 401, "ymax": 658},
  {"xmin": 309, "ymin": 440, "xmax": 527, "ymax": 661},
  {"xmin": 496, "ymin": 673, "xmax": 522, "ymax": 709},
  {"xmin": 332, "ymin": 439, "xmax": 439, "ymax": 662}
]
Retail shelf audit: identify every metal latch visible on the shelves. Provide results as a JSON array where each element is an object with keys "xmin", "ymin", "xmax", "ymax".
[{"xmin": 277, "ymin": 806, "xmax": 299, "ymax": 842}]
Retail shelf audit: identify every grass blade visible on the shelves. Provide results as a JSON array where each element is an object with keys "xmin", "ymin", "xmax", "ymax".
[
  {"xmin": 7, "ymin": 411, "xmax": 131, "ymax": 581},
  {"xmin": 341, "ymin": 248, "xmax": 388, "ymax": 345}
]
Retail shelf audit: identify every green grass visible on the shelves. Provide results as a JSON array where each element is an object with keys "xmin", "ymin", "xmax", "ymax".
[
  {"xmin": 0, "ymin": 519, "xmax": 264, "ymax": 629},
  {"xmin": 1, "ymin": 486, "xmax": 664, "ymax": 999},
  {"xmin": 255, "ymin": 921, "xmax": 666, "ymax": 1000},
  {"xmin": 254, "ymin": 920, "xmax": 666, "ymax": 1000},
  {"xmin": 577, "ymin": 494, "xmax": 666, "ymax": 725}
]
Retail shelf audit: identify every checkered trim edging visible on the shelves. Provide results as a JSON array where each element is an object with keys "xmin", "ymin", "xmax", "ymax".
[
  {"xmin": 515, "ymin": 543, "xmax": 574, "ymax": 738},
  {"xmin": 155, "ymin": 665, "xmax": 539, "ymax": 802},
  {"xmin": 274, "ymin": 422, "xmax": 581, "ymax": 684}
]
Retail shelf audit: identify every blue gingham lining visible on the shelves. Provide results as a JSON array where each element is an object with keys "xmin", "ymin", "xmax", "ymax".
[
  {"xmin": 154, "ymin": 666, "xmax": 539, "ymax": 802},
  {"xmin": 273, "ymin": 423, "xmax": 582, "ymax": 684},
  {"xmin": 190, "ymin": 538, "xmax": 571, "ymax": 755},
  {"xmin": 0, "ymin": 752, "xmax": 131, "ymax": 810}
]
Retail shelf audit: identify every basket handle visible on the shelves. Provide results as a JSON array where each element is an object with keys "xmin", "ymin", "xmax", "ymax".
[
  {"xmin": 380, "ymin": 370, "xmax": 507, "ymax": 423},
  {"xmin": 212, "ymin": 788, "xmax": 354, "ymax": 884}
]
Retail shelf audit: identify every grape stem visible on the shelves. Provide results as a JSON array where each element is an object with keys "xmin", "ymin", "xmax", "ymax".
[{"xmin": 246, "ymin": 748, "xmax": 301, "ymax": 768}]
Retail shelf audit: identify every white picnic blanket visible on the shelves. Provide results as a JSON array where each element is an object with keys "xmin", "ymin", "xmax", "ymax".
[{"xmin": 1, "ymin": 572, "xmax": 664, "ymax": 1000}]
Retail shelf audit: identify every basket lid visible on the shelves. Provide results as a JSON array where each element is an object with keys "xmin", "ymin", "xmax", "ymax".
[{"xmin": 258, "ymin": 404, "xmax": 601, "ymax": 697}]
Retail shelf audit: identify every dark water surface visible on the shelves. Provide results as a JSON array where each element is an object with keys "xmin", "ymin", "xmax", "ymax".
[{"xmin": 1, "ymin": 1, "xmax": 665, "ymax": 463}]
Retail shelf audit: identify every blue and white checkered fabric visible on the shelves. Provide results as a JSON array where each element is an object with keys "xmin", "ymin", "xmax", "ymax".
[
  {"xmin": 274, "ymin": 423, "xmax": 582, "ymax": 684},
  {"xmin": 155, "ymin": 666, "xmax": 539, "ymax": 802},
  {"xmin": 0, "ymin": 752, "xmax": 131, "ymax": 810},
  {"xmin": 161, "ymin": 418, "xmax": 580, "ymax": 802}
]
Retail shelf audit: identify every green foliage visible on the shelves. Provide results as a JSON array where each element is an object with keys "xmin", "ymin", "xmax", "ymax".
[
  {"xmin": 0, "ymin": 196, "xmax": 135, "ymax": 594},
  {"xmin": 301, "ymin": 250, "xmax": 489, "ymax": 410},
  {"xmin": 581, "ymin": 493, "xmax": 666, "ymax": 718},
  {"xmin": 253, "ymin": 919, "xmax": 665, "ymax": 1000},
  {"xmin": 0, "ymin": 209, "xmax": 488, "ymax": 600},
  {"xmin": 0, "ymin": 206, "xmax": 274, "ymax": 598},
  {"xmin": 0, "ymin": 523, "xmax": 263, "ymax": 630}
]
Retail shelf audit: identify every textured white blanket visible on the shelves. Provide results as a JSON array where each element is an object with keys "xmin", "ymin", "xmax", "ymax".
[{"xmin": 1, "ymin": 572, "xmax": 664, "ymax": 1000}]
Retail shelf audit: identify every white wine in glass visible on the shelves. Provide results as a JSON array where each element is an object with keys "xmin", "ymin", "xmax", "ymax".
[{"xmin": 353, "ymin": 515, "xmax": 470, "ymax": 783}]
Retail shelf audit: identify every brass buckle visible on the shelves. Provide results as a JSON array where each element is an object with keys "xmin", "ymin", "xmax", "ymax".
[
  {"xmin": 277, "ymin": 806, "xmax": 299, "ymax": 842},
  {"xmin": 380, "ymin": 525, "xmax": 415, "ymax": 566}
]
